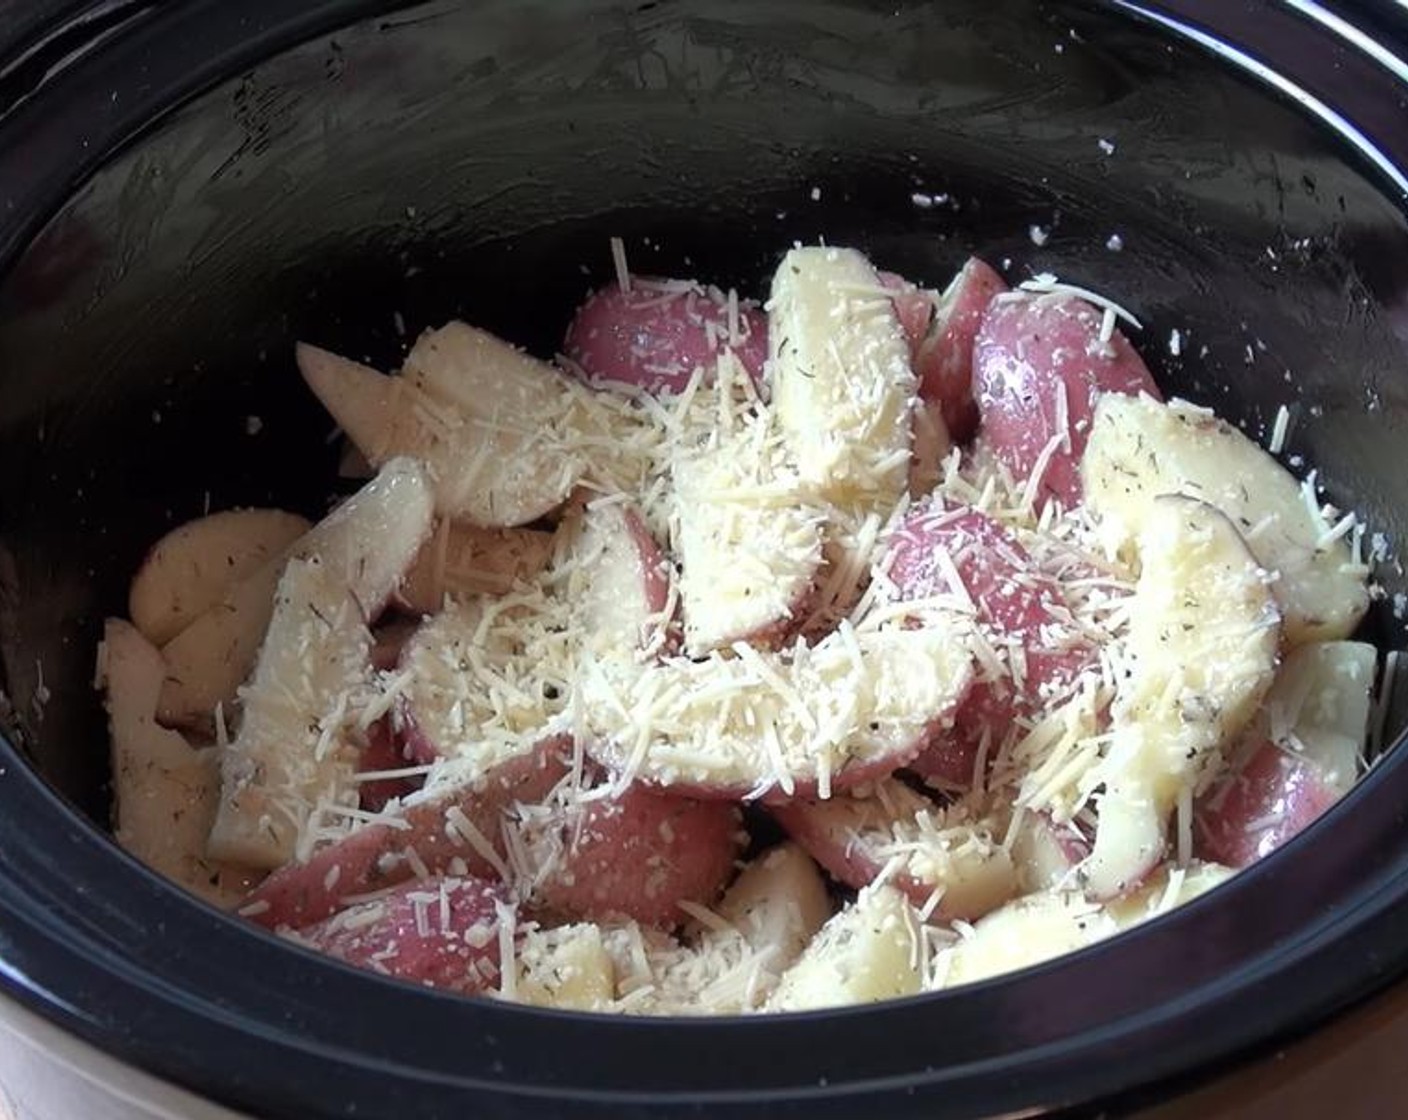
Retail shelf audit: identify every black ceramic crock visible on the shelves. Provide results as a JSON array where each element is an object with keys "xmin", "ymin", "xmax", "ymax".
[{"xmin": 1, "ymin": 2, "xmax": 1407, "ymax": 1117}]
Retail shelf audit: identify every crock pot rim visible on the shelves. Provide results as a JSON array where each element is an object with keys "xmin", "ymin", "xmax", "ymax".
[{"xmin": 1, "ymin": 1, "xmax": 1407, "ymax": 1117}]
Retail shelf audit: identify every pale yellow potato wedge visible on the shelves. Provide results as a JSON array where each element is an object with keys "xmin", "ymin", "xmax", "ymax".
[
  {"xmin": 1083, "ymin": 495, "xmax": 1280, "ymax": 899},
  {"xmin": 715, "ymin": 842, "xmax": 833, "ymax": 965},
  {"xmin": 129, "ymin": 508, "xmax": 310, "ymax": 646},
  {"xmin": 207, "ymin": 459, "xmax": 434, "ymax": 868},
  {"xmin": 514, "ymin": 923, "xmax": 617, "ymax": 1011},
  {"xmin": 670, "ymin": 415, "xmax": 825, "ymax": 656},
  {"xmin": 298, "ymin": 324, "xmax": 583, "ymax": 527},
  {"xmin": 1081, "ymin": 394, "xmax": 1368, "ymax": 645},
  {"xmin": 769, "ymin": 884, "xmax": 922, "ymax": 1011},
  {"xmin": 936, "ymin": 891, "xmax": 1115, "ymax": 989},
  {"xmin": 768, "ymin": 246, "xmax": 916, "ymax": 506},
  {"xmin": 99, "ymin": 619, "xmax": 260, "ymax": 907},
  {"xmin": 399, "ymin": 520, "xmax": 554, "ymax": 613}
]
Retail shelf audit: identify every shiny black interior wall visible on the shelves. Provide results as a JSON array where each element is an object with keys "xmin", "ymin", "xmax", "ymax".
[{"xmin": 0, "ymin": 0, "xmax": 1406, "ymax": 822}]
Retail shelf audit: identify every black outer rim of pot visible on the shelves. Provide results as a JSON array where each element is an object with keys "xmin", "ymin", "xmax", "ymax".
[{"xmin": 1, "ymin": 2, "xmax": 1408, "ymax": 1118}]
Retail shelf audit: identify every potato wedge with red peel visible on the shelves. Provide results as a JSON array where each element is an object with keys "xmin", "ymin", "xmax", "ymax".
[
  {"xmin": 1082, "ymin": 495, "xmax": 1280, "ymax": 900},
  {"xmin": 1081, "ymin": 394, "xmax": 1369, "ymax": 646},
  {"xmin": 206, "ymin": 460, "xmax": 435, "ymax": 869},
  {"xmin": 770, "ymin": 777, "xmax": 1016, "ymax": 921},
  {"xmin": 1196, "ymin": 641, "xmax": 1375, "ymax": 867},
  {"xmin": 1010, "ymin": 811, "xmax": 1089, "ymax": 894},
  {"xmin": 974, "ymin": 291, "xmax": 1160, "ymax": 510},
  {"xmin": 398, "ymin": 590, "xmax": 574, "ymax": 769},
  {"xmin": 297, "ymin": 875, "xmax": 509, "ymax": 994},
  {"xmin": 768, "ymin": 246, "xmax": 917, "ymax": 507},
  {"xmin": 580, "ymin": 615, "xmax": 974, "ymax": 800},
  {"xmin": 356, "ymin": 719, "xmax": 418, "ymax": 814},
  {"xmin": 298, "ymin": 324, "xmax": 583, "ymax": 527},
  {"xmin": 241, "ymin": 738, "xmax": 569, "ymax": 930},
  {"xmin": 714, "ymin": 843, "xmax": 832, "ymax": 963},
  {"xmin": 399, "ymin": 521, "xmax": 554, "ymax": 614},
  {"xmin": 882, "ymin": 257, "xmax": 1007, "ymax": 444},
  {"xmin": 158, "ymin": 460, "xmax": 433, "ymax": 729},
  {"xmin": 99, "ymin": 619, "xmax": 261, "ymax": 907},
  {"xmin": 129, "ymin": 508, "xmax": 311, "ymax": 646},
  {"xmin": 560, "ymin": 500, "xmax": 676, "ymax": 657},
  {"xmin": 671, "ymin": 416, "xmax": 825, "ymax": 656},
  {"xmin": 563, "ymin": 279, "xmax": 768, "ymax": 396},
  {"xmin": 519, "ymin": 783, "xmax": 742, "ymax": 926},
  {"xmin": 768, "ymin": 884, "xmax": 922, "ymax": 1011},
  {"xmin": 883, "ymin": 503, "xmax": 1099, "ymax": 789}
]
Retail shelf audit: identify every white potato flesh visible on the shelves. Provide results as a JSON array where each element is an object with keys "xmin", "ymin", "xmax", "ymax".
[
  {"xmin": 298, "ymin": 325, "xmax": 583, "ymax": 527},
  {"xmin": 1262, "ymin": 640, "xmax": 1377, "ymax": 792},
  {"xmin": 671, "ymin": 415, "xmax": 825, "ymax": 656},
  {"xmin": 1083, "ymin": 495, "xmax": 1280, "ymax": 898},
  {"xmin": 129, "ymin": 508, "xmax": 310, "ymax": 646},
  {"xmin": 207, "ymin": 459, "xmax": 434, "ymax": 868},
  {"xmin": 514, "ymin": 923, "xmax": 617, "ymax": 1011},
  {"xmin": 768, "ymin": 246, "xmax": 917, "ymax": 506},
  {"xmin": 580, "ymin": 616, "xmax": 974, "ymax": 798},
  {"xmin": 935, "ymin": 892, "xmax": 1116, "ymax": 989},
  {"xmin": 1081, "ymin": 394, "xmax": 1368, "ymax": 645},
  {"xmin": 100, "ymin": 619, "xmax": 260, "ymax": 907},
  {"xmin": 714, "ymin": 842, "xmax": 833, "ymax": 965},
  {"xmin": 769, "ymin": 885, "xmax": 922, "ymax": 1011},
  {"xmin": 158, "ymin": 459, "xmax": 433, "ymax": 729},
  {"xmin": 1009, "ymin": 812, "xmax": 1086, "ymax": 895},
  {"xmin": 399, "ymin": 520, "xmax": 554, "ymax": 613},
  {"xmin": 558, "ymin": 500, "xmax": 675, "ymax": 658},
  {"xmin": 1105, "ymin": 861, "xmax": 1235, "ymax": 929}
]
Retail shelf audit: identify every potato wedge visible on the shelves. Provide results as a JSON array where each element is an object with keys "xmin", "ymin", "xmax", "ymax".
[
  {"xmin": 514, "ymin": 922, "xmax": 617, "ymax": 1010},
  {"xmin": 935, "ymin": 891, "xmax": 1115, "ymax": 989},
  {"xmin": 770, "ymin": 777, "xmax": 1016, "ymax": 922},
  {"xmin": 769, "ymin": 884, "xmax": 922, "ymax": 1011},
  {"xmin": 768, "ymin": 246, "xmax": 916, "ymax": 506},
  {"xmin": 1083, "ymin": 495, "xmax": 1280, "ymax": 899},
  {"xmin": 207, "ymin": 459, "xmax": 434, "ymax": 868},
  {"xmin": 99, "ymin": 619, "xmax": 261, "ymax": 907},
  {"xmin": 714, "ymin": 842, "xmax": 832, "ymax": 964},
  {"xmin": 129, "ymin": 508, "xmax": 310, "ymax": 646},
  {"xmin": 298, "ymin": 323, "xmax": 584, "ymax": 527},
  {"xmin": 1081, "ymin": 394, "xmax": 1369, "ymax": 645},
  {"xmin": 671, "ymin": 415, "xmax": 825, "ymax": 656},
  {"xmin": 399, "ymin": 521, "xmax": 554, "ymax": 614}
]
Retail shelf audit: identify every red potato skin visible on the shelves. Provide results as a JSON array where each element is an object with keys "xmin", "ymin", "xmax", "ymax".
[
  {"xmin": 563, "ymin": 279, "xmax": 768, "ymax": 395},
  {"xmin": 1195, "ymin": 742, "xmax": 1342, "ymax": 868},
  {"xmin": 621, "ymin": 504, "xmax": 681, "ymax": 657},
  {"xmin": 241, "ymin": 737, "xmax": 569, "ymax": 930},
  {"xmin": 973, "ymin": 291, "xmax": 1161, "ymax": 508},
  {"xmin": 884, "ymin": 503, "xmax": 1097, "ymax": 788},
  {"xmin": 534, "ymin": 784, "xmax": 742, "ymax": 927},
  {"xmin": 881, "ymin": 258, "xmax": 1007, "ymax": 443},
  {"xmin": 299, "ymin": 875, "xmax": 507, "ymax": 994}
]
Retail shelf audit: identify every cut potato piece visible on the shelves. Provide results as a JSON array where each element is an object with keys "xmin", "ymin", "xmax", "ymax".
[
  {"xmin": 769, "ymin": 884, "xmax": 922, "ymax": 1011},
  {"xmin": 1081, "ymin": 394, "xmax": 1368, "ymax": 645},
  {"xmin": 399, "ymin": 593, "xmax": 571, "ymax": 769},
  {"xmin": 1083, "ymin": 495, "xmax": 1280, "ymax": 899},
  {"xmin": 129, "ymin": 508, "xmax": 310, "ymax": 646},
  {"xmin": 715, "ymin": 843, "xmax": 832, "ymax": 964},
  {"xmin": 99, "ymin": 619, "xmax": 261, "ymax": 907},
  {"xmin": 514, "ymin": 922, "xmax": 617, "ymax": 1010},
  {"xmin": 298, "ymin": 322, "xmax": 584, "ymax": 526},
  {"xmin": 399, "ymin": 521, "xmax": 554, "ymax": 614},
  {"xmin": 1009, "ymin": 811, "xmax": 1088, "ymax": 894},
  {"xmin": 671, "ymin": 415, "xmax": 824, "ymax": 656},
  {"xmin": 1104, "ymin": 861, "xmax": 1234, "ymax": 929},
  {"xmin": 207, "ymin": 460, "xmax": 434, "ymax": 868},
  {"xmin": 1197, "ymin": 641, "xmax": 1376, "ymax": 867},
  {"xmin": 580, "ymin": 616, "xmax": 974, "ymax": 799},
  {"xmin": 768, "ymin": 246, "xmax": 916, "ymax": 506},
  {"xmin": 560, "ymin": 500, "xmax": 676, "ymax": 657},
  {"xmin": 158, "ymin": 460, "xmax": 434, "ymax": 728},
  {"xmin": 935, "ymin": 891, "xmax": 1115, "ymax": 989},
  {"xmin": 771, "ymin": 777, "xmax": 1016, "ymax": 922}
]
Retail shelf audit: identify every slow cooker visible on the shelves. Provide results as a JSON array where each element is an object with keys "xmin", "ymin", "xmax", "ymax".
[{"xmin": 1, "ymin": 1, "xmax": 1407, "ymax": 1116}]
